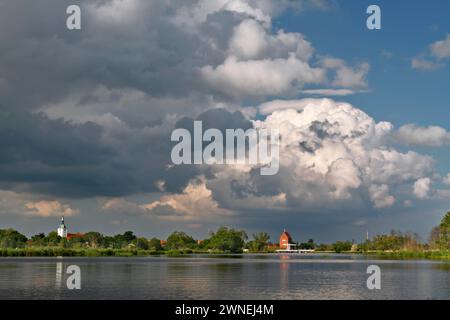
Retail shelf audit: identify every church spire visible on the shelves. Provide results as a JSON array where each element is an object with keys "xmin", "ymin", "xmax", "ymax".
[{"xmin": 57, "ymin": 216, "xmax": 68, "ymax": 238}]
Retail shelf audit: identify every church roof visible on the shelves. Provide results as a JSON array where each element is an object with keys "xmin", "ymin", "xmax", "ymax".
[{"xmin": 280, "ymin": 230, "xmax": 293, "ymax": 242}]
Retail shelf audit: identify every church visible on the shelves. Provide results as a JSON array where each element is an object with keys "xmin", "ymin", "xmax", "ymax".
[
  {"xmin": 56, "ymin": 217, "xmax": 83, "ymax": 240},
  {"xmin": 279, "ymin": 229, "xmax": 296, "ymax": 250},
  {"xmin": 57, "ymin": 217, "xmax": 67, "ymax": 238}
]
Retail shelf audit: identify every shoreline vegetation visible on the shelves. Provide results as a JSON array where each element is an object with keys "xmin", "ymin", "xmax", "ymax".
[
  {"xmin": 0, "ymin": 248, "xmax": 449, "ymax": 260},
  {"xmin": 1, "ymin": 212, "xmax": 449, "ymax": 260}
]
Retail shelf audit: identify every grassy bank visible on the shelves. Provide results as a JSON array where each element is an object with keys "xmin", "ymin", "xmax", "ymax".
[
  {"xmin": 364, "ymin": 250, "xmax": 450, "ymax": 260},
  {"xmin": 0, "ymin": 247, "xmax": 164, "ymax": 257},
  {"xmin": 1, "ymin": 247, "xmax": 449, "ymax": 260},
  {"xmin": 0, "ymin": 247, "xmax": 231, "ymax": 257}
]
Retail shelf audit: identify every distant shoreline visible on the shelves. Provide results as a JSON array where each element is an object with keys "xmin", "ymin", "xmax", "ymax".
[{"xmin": 1, "ymin": 248, "xmax": 449, "ymax": 260}]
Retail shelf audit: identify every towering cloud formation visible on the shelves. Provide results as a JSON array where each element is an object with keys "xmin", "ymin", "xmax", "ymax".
[{"xmin": 140, "ymin": 99, "xmax": 440, "ymax": 221}]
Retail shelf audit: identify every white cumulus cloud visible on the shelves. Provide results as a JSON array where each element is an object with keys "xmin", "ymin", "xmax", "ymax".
[
  {"xmin": 396, "ymin": 124, "xmax": 450, "ymax": 147},
  {"xmin": 196, "ymin": 98, "xmax": 436, "ymax": 213},
  {"xmin": 25, "ymin": 200, "xmax": 79, "ymax": 217},
  {"xmin": 430, "ymin": 34, "xmax": 450, "ymax": 59}
]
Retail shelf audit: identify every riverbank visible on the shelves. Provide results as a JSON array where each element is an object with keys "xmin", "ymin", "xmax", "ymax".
[
  {"xmin": 365, "ymin": 250, "xmax": 450, "ymax": 260},
  {"xmin": 1, "ymin": 247, "xmax": 449, "ymax": 260},
  {"xmin": 0, "ymin": 247, "xmax": 231, "ymax": 257},
  {"xmin": 0, "ymin": 247, "xmax": 162, "ymax": 257}
]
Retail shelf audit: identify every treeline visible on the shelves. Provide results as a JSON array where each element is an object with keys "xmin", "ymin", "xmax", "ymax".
[
  {"xmin": 361, "ymin": 212, "xmax": 449, "ymax": 252},
  {"xmin": 0, "ymin": 227, "xmax": 303, "ymax": 255},
  {"xmin": 315, "ymin": 212, "xmax": 449, "ymax": 254},
  {"xmin": 0, "ymin": 227, "xmax": 251, "ymax": 255},
  {"xmin": 1, "ymin": 212, "xmax": 449, "ymax": 257}
]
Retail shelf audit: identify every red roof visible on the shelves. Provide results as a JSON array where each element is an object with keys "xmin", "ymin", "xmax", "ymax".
[
  {"xmin": 279, "ymin": 230, "xmax": 294, "ymax": 249},
  {"xmin": 67, "ymin": 233, "xmax": 84, "ymax": 240},
  {"xmin": 280, "ymin": 230, "xmax": 293, "ymax": 242}
]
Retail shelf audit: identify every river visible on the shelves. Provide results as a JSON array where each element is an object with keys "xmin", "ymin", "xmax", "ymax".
[{"xmin": 0, "ymin": 254, "xmax": 449, "ymax": 299}]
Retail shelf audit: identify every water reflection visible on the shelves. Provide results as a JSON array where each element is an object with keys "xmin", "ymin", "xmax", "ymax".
[
  {"xmin": 0, "ymin": 255, "xmax": 448, "ymax": 300},
  {"xmin": 55, "ymin": 262, "xmax": 62, "ymax": 290},
  {"xmin": 279, "ymin": 255, "xmax": 291, "ymax": 293}
]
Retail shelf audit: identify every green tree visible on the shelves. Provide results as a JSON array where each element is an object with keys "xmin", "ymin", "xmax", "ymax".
[
  {"xmin": 438, "ymin": 212, "xmax": 450, "ymax": 250},
  {"xmin": 30, "ymin": 233, "xmax": 46, "ymax": 246},
  {"xmin": 112, "ymin": 234, "xmax": 126, "ymax": 249},
  {"xmin": 0, "ymin": 229, "xmax": 28, "ymax": 248},
  {"xmin": 123, "ymin": 231, "xmax": 137, "ymax": 243},
  {"xmin": 332, "ymin": 241, "xmax": 352, "ymax": 253},
  {"xmin": 364, "ymin": 230, "xmax": 422, "ymax": 251},
  {"xmin": 148, "ymin": 238, "xmax": 163, "ymax": 251},
  {"xmin": 135, "ymin": 237, "xmax": 149, "ymax": 250},
  {"xmin": 315, "ymin": 243, "xmax": 333, "ymax": 251},
  {"xmin": 299, "ymin": 239, "xmax": 315, "ymax": 250},
  {"xmin": 248, "ymin": 232, "xmax": 270, "ymax": 252},
  {"xmin": 207, "ymin": 227, "xmax": 247, "ymax": 253},
  {"xmin": 109, "ymin": 231, "xmax": 137, "ymax": 249},
  {"xmin": 166, "ymin": 231, "xmax": 196, "ymax": 250},
  {"xmin": 102, "ymin": 236, "xmax": 115, "ymax": 249},
  {"xmin": 83, "ymin": 232, "xmax": 104, "ymax": 248},
  {"xmin": 45, "ymin": 231, "xmax": 61, "ymax": 246},
  {"xmin": 429, "ymin": 226, "xmax": 441, "ymax": 249}
]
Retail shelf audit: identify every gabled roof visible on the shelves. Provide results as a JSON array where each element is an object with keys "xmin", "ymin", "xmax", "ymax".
[{"xmin": 280, "ymin": 230, "xmax": 293, "ymax": 243}]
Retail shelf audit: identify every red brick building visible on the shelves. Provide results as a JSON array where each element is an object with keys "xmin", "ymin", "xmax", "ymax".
[{"xmin": 279, "ymin": 229, "xmax": 294, "ymax": 249}]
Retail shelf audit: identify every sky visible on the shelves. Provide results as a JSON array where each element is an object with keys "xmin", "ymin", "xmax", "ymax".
[{"xmin": 0, "ymin": 0, "xmax": 450, "ymax": 244}]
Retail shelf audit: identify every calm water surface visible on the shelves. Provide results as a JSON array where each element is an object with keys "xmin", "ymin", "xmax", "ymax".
[{"xmin": 0, "ymin": 254, "xmax": 449, "ymax": 300}]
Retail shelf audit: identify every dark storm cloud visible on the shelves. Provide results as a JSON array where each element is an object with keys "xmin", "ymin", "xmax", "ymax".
[
  {"xmin": 0, "ymin": 0, "xmax": 254, "ymax": 199},
  {"xmin": 0, "ymin": 0, "xmax": 241, "ymax": 198},
  {"xmin": 0, "ymin": 0, "xmax": 235, "ymax": 116},
  {"xmin": 0, "ymin": 102, "xmax": 253, "ymax": 198},
  {"xmin": 0, "ymin": 109, "xmax": 170, "ymax": 197},
  {"xmin": 0, "ymin": 103, "xmax": 210, "ymax": 198}
]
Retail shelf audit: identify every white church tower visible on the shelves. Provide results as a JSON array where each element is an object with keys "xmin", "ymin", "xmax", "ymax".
[{"xmin": 57, "ymin": 217, "xmax": 68, "ymax": 238}]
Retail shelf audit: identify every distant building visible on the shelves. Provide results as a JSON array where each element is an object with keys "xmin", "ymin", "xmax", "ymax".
[
  {"xmin": 276, "ymin": 229, "xmax": 314, "ymax": 253},
  {"xmin": 57, "ymin": 217, "xmax": 67, "ymax": 238},
  {"xmin": 67, "ymin": 233, "xmax": 84, "ymax": 241},
  {"xmin": 57, "ymin": 217, "xmax": 84, "ymax": 240},
  {"xmin": 279, "ymin": 229, "xmax": 295, "ymax": 250}
]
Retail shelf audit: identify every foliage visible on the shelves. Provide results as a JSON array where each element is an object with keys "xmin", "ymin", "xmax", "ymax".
[
  {"xmin": 82, "ymin": 232, "xmax": 104, "ymax": 248},
  {"xmin": 135, "ymin": 237, "xmax": 149, "ymax": 250},
  {"xmin": 438, "ymin": 212, "xmax": 450, "ymax": 250},
  {"xmin": 299, "ymin": 239, "xmax": 315, "ymax": 250},
  {"xmin": 206, "ymin": 227, "xmax": 247, "ymax": 253},
  {"xmin": 332, "ymin": 241, "xmax": 352, "ymax": 253},
  {"xmin": 148, "ymin": 237, "xmax": 163, "ymax": 251},
  {"xmin": 0, "ymin": 229, "xmax": 28, "ymax": 248},
  {"xmin": 360, "ymin": 230, "xmax": 421, "ymax": 252},
  {"xmin": 165, "ymin": 231, "xmax": 196, "ymax": 250},
  {"xmin": 314, "ymin": 243, "xmax": 333, "ymax": 252},
  {"xmin": 2, "ymin": 212, "xmax": 450, "ymax": 258},
  {"xmin": 247, "ymin": 232, "xmax": 270, "ymax": 252}
]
